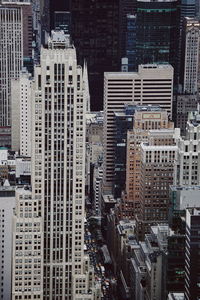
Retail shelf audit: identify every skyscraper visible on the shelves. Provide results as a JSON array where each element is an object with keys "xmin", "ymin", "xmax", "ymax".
[
  {"xmin": 181, "ymin": 0, "xmax": 196, "ymax": 18},
  {"xmin": 12, "ymin": 187, "xmax": 43, "ymax": 300},
  {"xmin": 11, "ymin": 68, "xmax": 32, "ymax": 156},
  {"xmin": 136, "ymin": 132, "xmax": 178, "ymax": 239},
  {"xmin": 0, "ymin": 1, "xmax": 32, "ymax": 146},
  {"xmin": 136, "ymin": 0, "xmax": 180, "ymax": 83},
  {"xmin": 103, "ymin": 64, "xmax": 174, "ymax": 194},
  {"xmin": 125, "ymin": 14, "xmax": 137, "ymax": 71},
  {"xmin": 0, "ymin": 5, "xmax": 22, "ymax": 134},
  {"xmin": 119, "ymin": 0, "xmax": 137, "ymax": 60},
  {"xmin": 0, "ymin": 185, "xmax": 15, "ymax": 300},
  {"xmin": 71, "ymin": 0, "xmax": 120, "ymax": 110},
  {"xmin": 174, "ymin": 109, "xmax": 200, "ymax": 186},
  {"xmin": 185, "ymin": 208, "xmax": 200, "ymax": 300},
  {"xmin": 181, "ymin": 17, "xmax": 200, "ymax": 94},
  {"xmin": 122, "ymin": 107, "xmax": 174, "ymax": 219},
  {"xmin": 31, "ymin": 31, "xmax": 98, "ymax": 299},
  {"xmin": 49, "ymin": 0, "xmax": 70, "ymax": 31}
]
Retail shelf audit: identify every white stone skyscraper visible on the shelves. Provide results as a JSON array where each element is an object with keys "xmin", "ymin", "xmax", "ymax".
[
  {"xmin": 0, "ymin": 5, "xmax": 23, "ymax": 127},
  {"xmin": 0, "ymin": 1, "xmax": 32, "ymax": 147},
  {"xmin": 30, "ymin": 31, "xmax": 99, "ymax": 300},
  {"xmin": 11, "ymin": 68, "xmax": 32, "ymax": 155},
  {"xmin": 182, "ymin": 17, "xmax": 200, "ymax": 94},
  {"xmin": 174, "ymin": 108, "xmax": 200, "ymax": 186},
  {"xmin": 12, "ymin": 187, "xmax": 44, "ymax": 300}
]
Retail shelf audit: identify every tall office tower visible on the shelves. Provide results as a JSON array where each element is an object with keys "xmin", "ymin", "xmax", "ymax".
[
  {"xmin": 136, "ymin": 0, "xmax": 180, "ymax": 83},
  {"xmin": 174, "ymin": 94, "xmax": 199, "ymax": 135},
  {"xmin": 12, "ymin": 187, "xmax": 43, "ymax": 300},
  {"xmin": 1, "ymin": 1, "xmax": 33, "ymax": 70},
  {"xmin": 103, "ymin": 64, "xmax": 174, "ymax": 194},
  {"xmin": 0, "ymin": 1, "xmax": 32, "ymax": 147},
  {"xmin": 48, "ymin": 0, "xmax": 120, "ymax": 110},
  {"xmin": 119, "ymin": 0, "xmax": 137, "ymax": 60},
  {"xmin": 174, "ymin": 109, "xmax": 200, "ymax": 186},
  {"xmin": 122, "ymin": 108, "xmax": 174, "ymax": 219},
  {"xmin": 113, "ymin": 105, "xmax": 135, "ymax": 199},
  {"xmin": 70, "ymin": 0, "xmax": 119, "ymax": 111},
  {"xmin": 31, "ymin": 0, "xmax": 42, "ymax": 63},
  {"xmin": 181, "ymin": 17, "xmax": 200, "ymax": 94},
  {"xmin": 167, "ymin": 186, "xmax": 200, "ymax": 295},
  {"xmin": 0, "ymin": 185, "xmax": 15, "ymax": 300},
  {"xmin": 40, "ymin": 0, "xmax": 50, "ymax": 43},
  {"xmin": 185, "ymin": 208, "xmax": 200, "ymax": 300},
  {"xmin": 181, "ymin": 0, "xmax": 196, "ymax": 18},
  {"xmin": 54, "ymin": 11, "xmax": 71, "ymax": 34},
  {"xmin": 49, "ymin": 0, "xmax": 69, "ymax": 31},
  {"xmin": 31, "ymin": 31, "xmax": 99, "ymax": 299},
  {"xmin": 136, "ymin": 130, "xmax": 178, "ymax": 239},
  {"xmin": 196, "ymin": 0, "xmax": 200, "ymax": 16},
  {"xmin": 11, "ymin": 68, "xmax": 32, "ymax": 156},
  {"xmin": 125, "ymin": 14, "xmax": 137, "ymax": 71}
]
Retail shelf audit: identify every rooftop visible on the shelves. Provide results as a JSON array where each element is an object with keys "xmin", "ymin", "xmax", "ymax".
[
  {"xmin": 170, "ymin": 185, "xmax": 200, "ymax": 191},
  {"xmin": 168, "ymin": 292, "xmax": 185, "ymax": 300},
  {"xmin": 102, "ymin": 194, "xmax": 116, "ymax": 203},
  {"xmin": 48, "ymin": 30, "xmax": 73, "ymax": 50},
  {"xmin": 114, "ymin": 104, "xmax": 163, "ymax": 118},
  {"xmin": 137, "ymin": 0, "xmax": 177, "ymax": 2}
]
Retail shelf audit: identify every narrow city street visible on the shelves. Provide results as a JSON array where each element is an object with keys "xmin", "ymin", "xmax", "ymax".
[{"xmin": 85, "ymin": 215, "xmax": 117, "ymax": 300}]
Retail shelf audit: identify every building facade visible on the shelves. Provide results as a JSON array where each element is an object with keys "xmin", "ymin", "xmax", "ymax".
[
  {"xmin": 11, "ymin": 68, "xmax": 32, "ymax": 156},
  {"xmin": 103, "ymin": 64, "xmax": 174, "ymax": 194},
  {"xmin": 174, "ymin": 109, "xmax": 200, "ymax": 186},
  {"xmin": 125, "ymin": 14, "xmax": 137, "ymax": 71},
  {"xmin": 136, "ymin": 133, "xmax": 178, "ymax": 239},
  {"xmin": 185, "ymin": 208, "xmax": 200, "ymax": 300},
  {"xmin": 136, "ymin": 0, "xmax": 180, "ymax": 82},
  {"xmin": 123, "ymin": 108, "xmax": 173, "ymax": 219},
  {"xmin": 31, "ymin": 31, "xmax": 99, "ymax": 299},
  {"xmin": 182, "ymin": 18, "xmax": 200, "ymax": 94},
  {"xmin": 0, "ymin": 5, "xmax": 23, "ymax": 128},
  {"xmin": 174, "ymin": 94, "xmax": 199, "ymax": 135},
  {"xmin": 0, "ymin": 1, "xmax": 32, "ymax": 146},
  {"xmin": 12, "ymin": 187, "xmax": 43, "ymax": 300},
  {"xmin": 0, "ymin": 186, "xmax": 15, "ymax": 300}
]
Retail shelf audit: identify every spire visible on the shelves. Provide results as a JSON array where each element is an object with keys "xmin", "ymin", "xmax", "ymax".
[{"xmin": 83, "ymin": 60, "xmax": 90, "ymax": 112}]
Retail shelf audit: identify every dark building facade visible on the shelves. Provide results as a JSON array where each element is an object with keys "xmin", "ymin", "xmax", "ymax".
[
  {"xmin": 167, "ymin": 208, "xmax": 186, "ymax": 294},
  {"xmin": 71, "ymin": 0, "xmax": 120, "ymax": 110},
  {"xmin": 174, "ymin": 94, "xmax": 199, "ymax": 135},
  {"xmin": 185, "ymin": 208, "xmax": 200, "ymax": 300},
  {"xmin": 113, "ymin": 105, "xmax": 135, "ymax": 198},
  {"xmin": 119, "ymin": 0, "xmax": 137, "ymax": 59},
  {"xmin": 136, "ymin": 0, "xmax": 180, "ymax": 83},
  {"xmin": 54, "ymin": 11, "xmax": 71, "ymax": 34},
  {"xmin": 49, "ymin": 0, "xmax": 70, "ymax": 30},
  {"xmin": 48, "ymin": 0, "xmax": 120, "ymax": 111},
  {"xmin": 126, "ymin": 14, "xmax": 137, "ymax": 71}
]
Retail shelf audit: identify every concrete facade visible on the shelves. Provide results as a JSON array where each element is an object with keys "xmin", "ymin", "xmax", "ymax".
[
  {"xmin": 103, "ymin": 64, "xmax": 174, "ymax": 193},
  {"xmin": 0, "ymin": 186, "xmax": 15, "ymax": 300}
]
